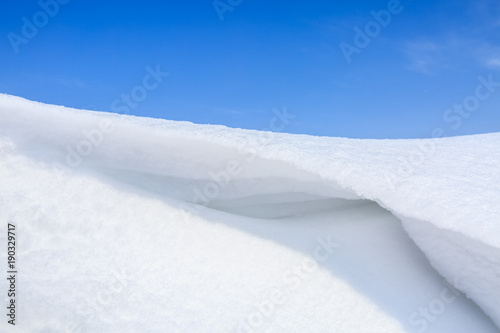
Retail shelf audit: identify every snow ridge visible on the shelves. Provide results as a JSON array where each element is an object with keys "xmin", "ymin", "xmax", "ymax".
[{"xmin": 1, "ymin": 94, "xmax": 499, "ymax": 332}]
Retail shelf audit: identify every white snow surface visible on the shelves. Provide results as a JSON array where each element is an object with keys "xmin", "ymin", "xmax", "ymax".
[{"xmin": 0, "ymin": 93, "xmax": 499, "ymax": 332}]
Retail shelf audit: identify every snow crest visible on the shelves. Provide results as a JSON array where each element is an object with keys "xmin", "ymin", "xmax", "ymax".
[{"xmin": 1, "ymin": 94, "xmax": 499, "ymax": 332}]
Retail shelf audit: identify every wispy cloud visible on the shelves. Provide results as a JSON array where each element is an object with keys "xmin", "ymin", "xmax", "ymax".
[
  {"xmin": 404, "ymin": 40, "xmax": 446, "ymax": 74},
  {"xmin": 403, "ymin": 0, "xmax": 500, "ymax": 74},
  {"xmin": 474, "ymin": 45, "xmax": 500, "ymax": 69},
  {"xmin": 470, "ymin": 0, "xmax": 500, "ymax": 29},
  {"xmin": 22, "ymin": 72, "xmax": 88, "ymax": 88},
  {"xmin": 403, "ymin": 37, "xmax": 500, "ymax": 74},
  {"xmin": 213, "ymin": 107, "xmax": 247, "ymax": 116},
  {"xmin": 486, "ymin": 58, "xmax": 500, "ymax": 68},
  {"xmin": 58, "ymin": 77, "xmax": 87, "ymax": 88}
]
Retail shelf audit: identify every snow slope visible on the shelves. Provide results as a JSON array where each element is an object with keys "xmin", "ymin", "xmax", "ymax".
[{"xmin": 1, "ymin": 94, "xmax": 499, "ymax": 332}]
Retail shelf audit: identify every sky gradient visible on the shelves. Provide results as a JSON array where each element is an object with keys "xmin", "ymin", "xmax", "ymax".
[{"xmin": 1, "ymin": 0, "xmax": 499, "ymax": 138}]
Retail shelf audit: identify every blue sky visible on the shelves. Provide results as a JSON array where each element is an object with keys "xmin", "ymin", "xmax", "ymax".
[{"xmin": 1, "ymin": 0, "xmax": 499, "ymax": 138}]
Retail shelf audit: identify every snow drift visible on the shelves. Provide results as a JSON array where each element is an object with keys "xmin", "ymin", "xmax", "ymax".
[{"xmin": 0, "ymin": 94, "xmax": 499, "ymax": 332}]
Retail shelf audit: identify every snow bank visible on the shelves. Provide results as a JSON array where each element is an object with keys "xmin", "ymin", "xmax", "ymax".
[{"xmin": 1, "ymin": 94, "xmax": 499, "ymax": 332}]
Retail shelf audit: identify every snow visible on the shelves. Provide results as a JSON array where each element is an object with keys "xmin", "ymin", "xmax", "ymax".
[{"xmin": 0, "ymin": 93, "xmax": 499, "ymax": 332}]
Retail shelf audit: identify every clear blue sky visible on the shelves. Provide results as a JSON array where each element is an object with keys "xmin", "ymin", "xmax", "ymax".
[{"xmin": 1, "ymin": 0, "xmax": 499, "ymax": 138}]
